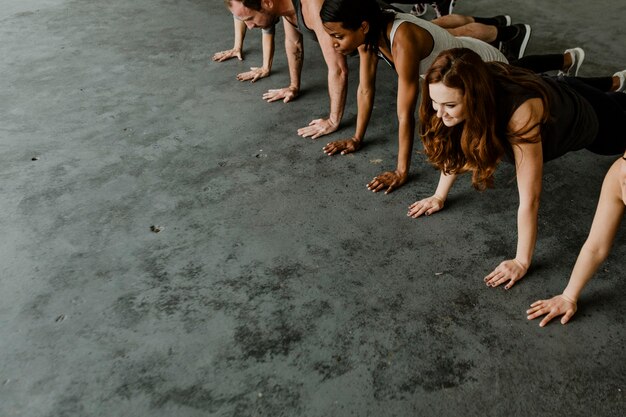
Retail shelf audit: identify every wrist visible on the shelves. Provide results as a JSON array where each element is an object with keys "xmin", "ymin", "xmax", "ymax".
[
  {"xmin": 561, "ymin": 287, "xmax": 580, "ymax": 303},
  {"xmin": 432, "ymin": 194, "xmax": 445, "ymax": 205},
  {"xmin": 394, "ymin": 168, "xmax": 408, "ymax": 178},
  {"xmin": 559, "ymin": 293, "xmax": 577, "ymax": 304},
  {"xmin": 513, "ymin": 258, "xmax": 529, "ymax": 271},
  {"xmin": 327, "ymin": 116, "xmax": 340, "ymax": 128}
]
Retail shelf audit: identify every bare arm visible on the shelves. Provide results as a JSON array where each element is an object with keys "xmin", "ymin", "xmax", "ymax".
[
  {"xmin": 296, "ymin": 0, "xmax": 348, "ymax": 139},
  {"xmin": 213, "ymin": 16, "xmax": 246, "ymax": 62},
  {"xmin": 263, "ymin": 17, "xmax": 302, "ymax": 103},
  {"xmin": 528, "ymin": 158, "xmax": 625, "ymax": 326},
  {"xmin": 323, "ymin": 46, "xmax": 378, "ymax": 156},
  {"xmin": 368, "ymin": 24, "xmax": 426, "ymax": 194},
  {"xmin": 261, "ymin": 29, "xmax": 275, "ymax": 74},
  {"xmin": 237, "ymin": 28, "xmax": 276, "ymax": 82},
  {"xmin": 485, "ymin": 98, "xmax": 544, "ymax": 289}
]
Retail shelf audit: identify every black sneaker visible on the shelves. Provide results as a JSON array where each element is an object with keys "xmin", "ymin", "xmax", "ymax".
[
  {"xmin": 492, "ymin": 15, "xmax": 511, "ymax": 27},
  {"xmin": 431, "ymin": 0, "xmax": 455, "ymax": 18},
  {"xmin": 501, "ymin": 23, "xmax": 531, "ymax": 61}
]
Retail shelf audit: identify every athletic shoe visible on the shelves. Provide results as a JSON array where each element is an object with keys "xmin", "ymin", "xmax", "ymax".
[
  {"xmin": 492, "ymin": 15, "xmax": 511, "ymax": 27},
  {"xmin": 500, "ymin": 24, "xmax": 531, "ymax": 61},
  {"xmin": 558, "ymin": 47, "xmax": 585, "ymax": 77},
  {"xmin": 488, "ymin": 15, "xmax": 511, "ymax": 50},
  {"xmin": 410, "ymin": 4, "xmax": 428, "ymax": 16},
  {"xmin": 614, "ymin": 69, "xmax": 626, "ymax": 93},
  {"xmin": 431, "ymin": 0, "xmax": 455, "ymax": 18}
]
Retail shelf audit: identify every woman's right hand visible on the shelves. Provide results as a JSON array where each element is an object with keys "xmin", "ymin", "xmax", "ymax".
[
  {"xmin": 323, "ymin": 137, "xmax": 361, "ymax": 156},
  {"xmin": 407, "ymin": 195, "xmax": 445, "ymax": 218},
  {"xmin": 527, "ymin": 294, "xmax": 577, "ymax": 327}
]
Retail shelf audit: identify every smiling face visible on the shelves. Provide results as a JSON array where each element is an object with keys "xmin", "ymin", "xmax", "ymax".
[
  {"xmin": 322, "ymin": 21, "xmax": 367, "ymax": 55},
  {"xmin": 229, "ymin": 1, "xmax": 276, "ymax": 30},
  {"xmin": 428, "ymin": 82, "xmax": 466, "ymax": 127}
]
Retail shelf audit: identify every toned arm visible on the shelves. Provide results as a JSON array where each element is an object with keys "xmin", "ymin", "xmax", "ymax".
[
  {"xmin": 485, "ymin": 98, "xmax": 544, "ymax": 289},
  {"xmin": 367, "ymin": 22, "xmax": 430, "ymax": 194},
  {"xmin": 528, "ymin": 157, "xmax": 625, "ymax": 326}
]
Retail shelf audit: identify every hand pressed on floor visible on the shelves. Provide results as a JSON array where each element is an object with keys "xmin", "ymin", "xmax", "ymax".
[
  {"xmin": 263, "ymin": 86, "xmax": 298, "ymax": 103},
  {"xmin": 298, "ymin": 118, "xmax": 338, "ymax": 139},
  {"xmin": 407, "ymin": 195, "xmax": 444, "ymax": 218},
  {"xmin": 527, "ymin": 294, "xmax": 577, "ymax": 327},
  {"xmin": 237, "ymin": 67, "xmax": 270, "ymax": 83},
  {"xmin": 484, "ymin": 259, "xmax": 528, "ymax": 289},
  {"xmin": 367, "ymin": 170, "xmax": 407, "ymax": 194},
  {"xmin": 212, "ymin": 48, "xmax": 242, "ymax": 62},
  {"xmin": 323, "ymin": 137, "xmax": 361, "ymax": 155}
]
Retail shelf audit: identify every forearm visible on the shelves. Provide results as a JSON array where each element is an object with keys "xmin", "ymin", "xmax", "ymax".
[
  {"xmin": 562, "ymin": 243, "xmax": 610, "ymax": 302},
  {"xmin": 261, "ymin": 33, "xmax": 275, "ymax": 71},
  {"xmin": 353, "ymin": 84, "xmax": 374, "ymax": 141},
  {"xmin": 233, "ymin": 17, "xmax": 246, "ymax": 51},
  {"xmin": 515, "ymin": 203, "xmax": 539, "ymax": 267},
  {"xmin": 327, "ymin": 67, "xmax": 348, "ymax": 125},
  {"xmin": 562, "ymin": 163, "xmax": 625, "ymax": 301},
  {"xmin": 285, "ymin": 35, "xmax": 303, "ymax": 90},
  {"xmin": 434, "ymin": 171, "xmax": 457, "ymax": 200},
  {"xmin": 396, "ymin": 114, "xmax": 415, "ymax": 175}
]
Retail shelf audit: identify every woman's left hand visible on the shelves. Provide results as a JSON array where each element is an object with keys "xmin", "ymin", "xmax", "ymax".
[{"xmin": 484, "ymin": 259, "xmax": 528, "ymax": 289}]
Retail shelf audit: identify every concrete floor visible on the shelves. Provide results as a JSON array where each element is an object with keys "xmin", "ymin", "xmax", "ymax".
[{"xmin": 0, "ymin": 0, "xmax": 624, "ymax": 416}]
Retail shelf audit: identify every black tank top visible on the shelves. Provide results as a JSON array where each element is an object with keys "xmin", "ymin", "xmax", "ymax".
[{"xmin": 495, "ymin": 76, "xmax": 599, "ymax": 163}]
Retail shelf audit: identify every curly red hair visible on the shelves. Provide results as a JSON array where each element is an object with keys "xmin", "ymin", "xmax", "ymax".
[{"xmin": 419, "ymin": 48, "xmax": 550, "ymax": 190}]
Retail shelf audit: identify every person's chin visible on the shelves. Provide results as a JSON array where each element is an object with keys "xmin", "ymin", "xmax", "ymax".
[{"xmin": 336, "ymin": 48, "xmax": 356, "ymax": 56}]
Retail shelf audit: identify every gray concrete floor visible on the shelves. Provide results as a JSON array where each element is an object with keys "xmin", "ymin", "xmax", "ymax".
[{"xmin": 0, "ymin": 0, "xmax": 624, "ymax": 416}]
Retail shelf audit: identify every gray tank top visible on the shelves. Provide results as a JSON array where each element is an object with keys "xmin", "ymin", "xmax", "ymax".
[
  {"xmin": 290, "ymin": 0, "xmax": 318, "ymax": 42},
  {"xmin": 388, "ymin": 13, "xmax": 507, "ymax": 75}
]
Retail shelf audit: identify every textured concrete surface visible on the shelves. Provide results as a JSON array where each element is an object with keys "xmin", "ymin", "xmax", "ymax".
[{"xmin": 0, "ymin": 0, "xmax": 624, "ymax": 416}]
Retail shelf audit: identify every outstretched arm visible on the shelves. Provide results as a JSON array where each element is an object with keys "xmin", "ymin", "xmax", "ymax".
[
  {"xmin": 213, "ymin": 16, "xmax": 246, "ymax": 62},
  {"xmin": 368, "ymin": 25, "xmax": 424, "ymax": 194},
  {"xmin": 237, "ymin": 27, "xmax": 276, "ymax": 82},
  {"xmin": 323, "ymin": 46, "xmax": 378, "ymax": 156},
  {"xmin": 527, "ymin": 158, "xmax": 625, "ymax": 326},
  {"xmin": 485, "ymin": 98, "xmax": 543, "ymax": 289},
  {"xmin": 296, "ymin": 0, "xmax": 348, "ymax": 139},
  {"xmin": 263, "ymin": 17, "xmax": 302, "ymax": 103}
]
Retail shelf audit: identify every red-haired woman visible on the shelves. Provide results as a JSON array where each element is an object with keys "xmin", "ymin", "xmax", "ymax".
[{"xmin": 407, "ymin": 47, "xmax": 626, "ymax": 289}]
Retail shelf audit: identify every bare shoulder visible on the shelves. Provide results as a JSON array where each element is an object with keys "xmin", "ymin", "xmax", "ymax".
[
  {"xmin": 508, "ymin": 98, "xmax": 544, "ymax": 137},
  {"xmin": 301, "ymin": 0, "xmax": 324, "ymax": 30},
  {"xmin": 392, "ymin": 20, "xmax": 432, "ymax": 61}
]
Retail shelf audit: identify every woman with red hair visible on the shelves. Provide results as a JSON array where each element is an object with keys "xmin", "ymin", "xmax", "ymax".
[{"xmin": 408, "ymin": 48, "xmax": 625, "ymax": 289}]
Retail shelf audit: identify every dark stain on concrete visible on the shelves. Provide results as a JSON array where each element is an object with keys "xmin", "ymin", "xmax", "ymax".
[
  {"xmin": 112, "ymin": 292, "xmax": 150, "ymax": 328},
  {"xmin": 313, "ymin": 354, "xmax": 353, "ymax": 381},
  {"xmin": 233, "ymin": 320, "xmax": 303, "ymax": 361},
  {"xmin": 48, "ymin": 394, "xmax": 86, "ymax": 417},
  {"xmin": 21, "ymin": 292, "xmax": 52, "ymax": 320},
  {"xmin": 153, "ymin": 385, "xmax": 224, "ymax": 412}
]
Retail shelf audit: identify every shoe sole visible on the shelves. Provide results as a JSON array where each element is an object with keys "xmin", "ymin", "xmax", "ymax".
[
  {"xmin": 516, "ymin": 24, "xmax": 532, "ymax": 59},
  {"xmin": 573, "ymin": 48, "xmax": 585, "ymax": 76}
]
